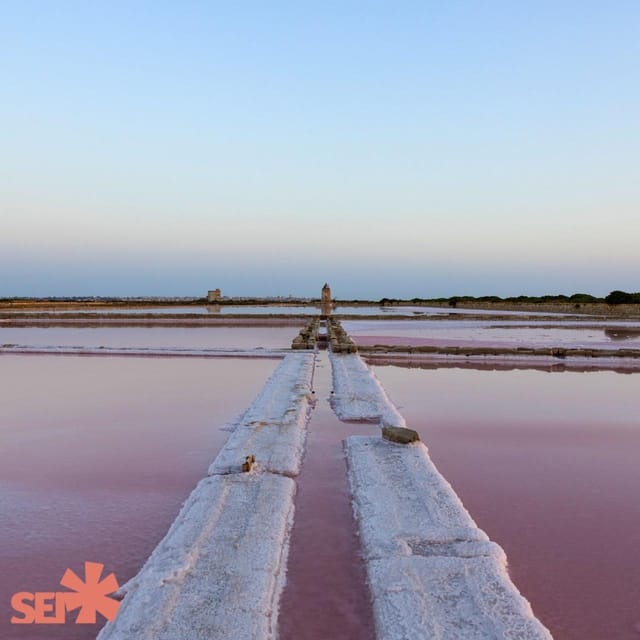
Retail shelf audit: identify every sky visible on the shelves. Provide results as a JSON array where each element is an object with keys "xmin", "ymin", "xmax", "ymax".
[{"xmin": 1, "ymin": 1, "xmax": 638, "ymax": 299}]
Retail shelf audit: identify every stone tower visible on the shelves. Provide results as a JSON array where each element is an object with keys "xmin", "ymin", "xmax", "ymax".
[{"xmin": 321, "ymin": 283, "xmax": 332, "ymax": 316}]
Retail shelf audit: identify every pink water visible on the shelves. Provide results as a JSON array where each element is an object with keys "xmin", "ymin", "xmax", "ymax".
[
  {"xmin": 0, "ymin": 326, "xmax": 298, "ymax": 350},
  {"xmin": 345, "ymin": 319, "xmax": 640, "ymax": 350},
  {"xmin": 0, "ymin": 355, "xmax": 279, "ymax": 640},
  {"xmin": 0, "ymin": 305, "xmax": 580, "ymax": 317},
  {"xmin": 279, "ymin": 353, "xmax": 376, "ymax": 640},
  {"xmin": 370, "ymin": 364, "xmax": 640, "ymax": 640}
]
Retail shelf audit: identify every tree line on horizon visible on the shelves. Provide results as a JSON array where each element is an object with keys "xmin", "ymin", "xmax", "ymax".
[{"xmin": 377, "ymin": 290, "xmax": 640, "ymax": 306}]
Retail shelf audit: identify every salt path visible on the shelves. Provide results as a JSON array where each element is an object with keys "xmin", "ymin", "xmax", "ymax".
[{"xmin": 98, "ymin": 351, "xmax": 551, "ymax": 639}]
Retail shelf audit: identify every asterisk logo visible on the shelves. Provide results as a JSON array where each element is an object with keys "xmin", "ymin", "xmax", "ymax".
[{"xmin": 59, "ymin": 561, "xmax": 121, "ymax": 623}]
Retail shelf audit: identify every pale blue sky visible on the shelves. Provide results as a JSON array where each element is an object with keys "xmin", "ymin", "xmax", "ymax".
[{"xmin": 1, "ymin": 1, "xmax": 638, "ymax": 298}]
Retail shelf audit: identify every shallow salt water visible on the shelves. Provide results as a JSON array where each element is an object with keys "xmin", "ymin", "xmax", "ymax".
[
  {"xmin": 3, "ymin": 304, "xmax": 581, "ymax": 317},
  {"xmin": 5, "ymin": 305, "xmax": 321, "ymax": 316},
  {"xmin": 0, "ymin": 355, "xmax": 279, "ymax": 640},
  {"xmin": 369, "ymin": 363, "xmax": 640, "ymax": 640},
  {"xmin": 345, "ymin": 319, "xmax": 640, "ymax": 350},
  {"xmin": 0, "ymin": 326, "xmax": 299, "ymax": 350}
]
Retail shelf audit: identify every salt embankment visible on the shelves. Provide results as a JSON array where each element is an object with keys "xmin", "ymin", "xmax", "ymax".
[
  {"xmin": 209, "ymin": 352, "xmax": 315, "ymax": 476},
  {"xmin": 329, "ymin": 351, "xmax": 405, "ymax": 428},
  {"xmin": 332, "ymin": 351, "xmax": 552, "ymax": 639},
  {"xmin": 345, "ymin": 437, "xmax": 552, "ymax": 639},
  {"xmin": 362, "ymin": 351, "xmax": 640, "ymax": 372},
  {"xmin": 98, "ymin": 353, "xmax": 315, "ymax": 640}
]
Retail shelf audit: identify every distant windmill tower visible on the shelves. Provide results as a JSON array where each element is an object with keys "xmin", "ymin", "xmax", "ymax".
[{"xmin": 321, "ymin": 283, "xmax": 332, "ymax": 316}]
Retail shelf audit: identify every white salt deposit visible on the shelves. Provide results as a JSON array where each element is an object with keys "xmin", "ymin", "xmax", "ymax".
[
  {"xmin": 98, "ymin": 474, "xmax": 295, "ymax": 640},
  {"xmin": 99, "ymin": 353, "xmax": 315, "ymax": 639},
  {"xmin": 209, "ymin": 353, "xmax": 315, "ymax": 476},
  {"xmin": 366, "ymin": 555, "xmax": 551, "ymax": 640},
  {"xmin": 329, "ymin": 352, "xmax": 405, "ymax": 428},
  {"xmin": 344, "ymin": 436, "xmax": 552, "ymax": 639}
]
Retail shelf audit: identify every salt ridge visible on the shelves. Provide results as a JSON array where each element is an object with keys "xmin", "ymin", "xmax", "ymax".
[
  {"xmin": 329, "ymin": 352, "xmax": 405, "ymax": 427},
  {"xmin": 344, "ymin": 436, "xmax": 553, "ymax": 638},
  {"xmin": 98, "ymin": 353, "xmax": 315, "ymax": 640},
  {"xmin": 331, "ymin": 348, "xmax": 552, "ymax": 638},
  {"xmin": 209, "ymin": 353, "xmax": 315, "ymax": 476}
]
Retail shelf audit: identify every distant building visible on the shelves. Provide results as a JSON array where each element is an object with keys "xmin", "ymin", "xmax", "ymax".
[{"xmin": 207, "ymin": 288, "xmax": 221, "ymax": 302}]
